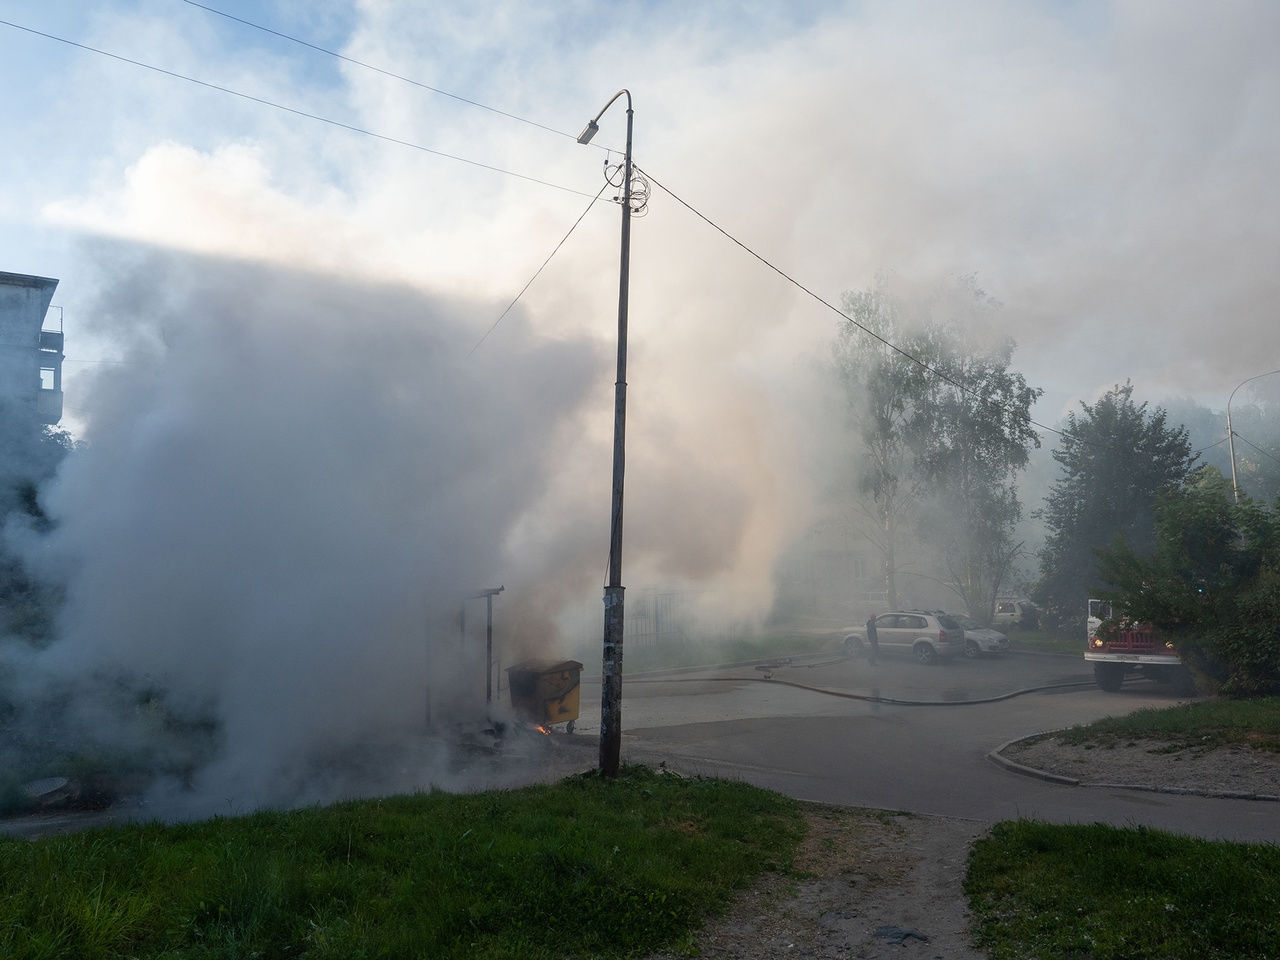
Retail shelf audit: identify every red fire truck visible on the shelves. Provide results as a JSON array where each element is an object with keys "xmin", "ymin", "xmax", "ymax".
[{"xmin": 1085, "ymin": 599, "xmax": 1196, "ymax": 695}]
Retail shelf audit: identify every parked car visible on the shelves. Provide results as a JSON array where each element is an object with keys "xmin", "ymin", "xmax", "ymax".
[
  {"xmin": 946, "ymin": 614, "xmax": 1009, "ymax": 658},
  {"xmin": 991, "ymin": 598, "xmax": 1039, "ymax": 630},
  {"xmin": 843, "ymin": 611, "xmax": 965, "ymax": 664}
]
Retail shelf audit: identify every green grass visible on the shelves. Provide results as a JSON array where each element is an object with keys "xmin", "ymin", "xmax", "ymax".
[
  {"xmin": 1008, "ymin": 624, "xmax": 1085, "ymax": 656},
  {"xmin": 1051, "ymin": 697, "xmax": 1280, "ymax": 751},
  {"xmin": 0, "ymin": 766, "xmax": 803, "ymax": 960},
  {"xmin": 622, "ymin": 632, "xmax": 835, "ymax": 674},
  {"xmin": 966, "ymin": 819, "xmax": 1280, "ymax": 960}
]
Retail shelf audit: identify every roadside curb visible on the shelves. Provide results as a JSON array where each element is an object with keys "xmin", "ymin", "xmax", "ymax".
[
  {"xmin": 987, "ymin": 737, "xmax": 1080, "ymax": 785},
  {"xmin": 988, "ymin": 735, "xmax": 1280, "ymax": 802},
  {"xmin": 1083, "ymin": 782, "xmax": 1280, "ymax": 801}
]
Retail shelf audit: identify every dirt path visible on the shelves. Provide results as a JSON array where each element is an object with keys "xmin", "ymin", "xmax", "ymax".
[
  {"xmin": 645, "ymin": 806, "xmax": 987, "ymax": 960},
  {"xmin": 644, "ymin": 739, "xmax": 1280, "ymax": 959}
]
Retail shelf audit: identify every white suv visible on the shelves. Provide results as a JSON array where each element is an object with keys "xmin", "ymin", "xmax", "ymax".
[
  {"xmin": 992, "ymin": 599, "xmax": 1039, "ymax": 629},
  {"xmin": 843, "ymin": 612, "xmax": 966, "ymax": 664}
]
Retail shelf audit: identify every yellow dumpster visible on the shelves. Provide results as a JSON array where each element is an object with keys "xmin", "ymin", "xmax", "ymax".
[{"xmin": 506, "ymin": 658, "xmax": 584, "ymax": 732}]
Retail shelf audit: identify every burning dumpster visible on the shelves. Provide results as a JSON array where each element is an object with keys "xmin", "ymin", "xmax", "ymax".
[{"xmin": 506, "ymin": 658, "xmax": 584, "ymax": 732}]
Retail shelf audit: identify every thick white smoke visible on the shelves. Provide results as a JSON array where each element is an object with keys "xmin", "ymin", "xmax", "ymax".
[{"xmin": 22, "ymin": 245, "xmax": 610, "ymax": 813}]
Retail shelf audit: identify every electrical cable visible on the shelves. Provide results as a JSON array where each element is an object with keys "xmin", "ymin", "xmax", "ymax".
[
  {"xmin": 0, "ymin": 17, "xmax": 596, "ymax": 198},
  {"xmin": 639, "ymin": 164, "xmax": 1246, "ymax": 467},
  {"xmin": 467, "ymin": 179, "xmax": 610, "ymax": 357},
  {"xmin": 1232, "ymin": 433, "xmax": 1280, "ymax": 468},
  {"xmin": 602, "ymin": 156, "xmax": 649, "ymax": 216},
  {"xmin": 179, "ymin": 0, "xmax": 590, "ymax": 146},
  {"xmin": 1193, "ymin": 436, "xmax": 1230, "ymax": 454},
  {"xmin": 637, "ymin": 164, "xmax": 1076, "ymax": 446}
]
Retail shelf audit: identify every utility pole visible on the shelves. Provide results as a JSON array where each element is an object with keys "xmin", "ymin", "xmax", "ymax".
[
  {"xmin": 1226, "ymin": 369, "xmax": 1280, "ymax": 503},
  {"xmin": 577, "ymin": 90, "xmax": 633, "ymax": 778}
]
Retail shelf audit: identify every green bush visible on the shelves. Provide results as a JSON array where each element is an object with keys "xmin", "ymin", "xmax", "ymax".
[
  {"xmin": 1096, "ymin": 467, "xmax": 1280, "ymax": 697},
  {"xmin": 1200, "ymin": 567, "xmax": 1280, "ymax": 696}
]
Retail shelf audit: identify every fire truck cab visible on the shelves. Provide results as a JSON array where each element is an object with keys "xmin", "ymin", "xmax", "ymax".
[{"xmin": 1085, "ymin": 599, "xmax": 1196, "ymax": 695}]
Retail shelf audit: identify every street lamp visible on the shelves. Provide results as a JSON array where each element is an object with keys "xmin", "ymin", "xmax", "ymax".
[
  {"xmin": 578, "ymin": 89, "xmax": 633, "ymax": 778},
  {"xmin": 1226, "ymin": 368, "xmax": 1280, "ymax": 503}
]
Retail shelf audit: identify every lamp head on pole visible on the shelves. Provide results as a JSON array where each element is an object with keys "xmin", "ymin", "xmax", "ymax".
[{"xmin": 576, "ymin": 119, "xmax": 599, "ymax": 144}]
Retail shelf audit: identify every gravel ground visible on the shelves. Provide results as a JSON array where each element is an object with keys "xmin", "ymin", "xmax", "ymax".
[
  {"xmin": 644, "ymin": 805, "xmax": 987, "ymax": 960},
  {"xmin": 1000, "ymin": 735, "xmax": 1280, "ymax": 797},
  {"xmin": 641, "ymin": 739, "xmax": 1280, "ymax": 960}
]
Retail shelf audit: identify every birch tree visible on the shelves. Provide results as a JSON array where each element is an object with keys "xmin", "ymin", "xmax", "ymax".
[{"xmin": 834, "ymin": 276, "xmax": 1041, "ymax": 620}]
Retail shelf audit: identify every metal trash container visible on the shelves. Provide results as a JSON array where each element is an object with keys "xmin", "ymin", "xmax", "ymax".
[{"xmin": 506, "ymin": 658, "xmax": 584, "ymax": 732}]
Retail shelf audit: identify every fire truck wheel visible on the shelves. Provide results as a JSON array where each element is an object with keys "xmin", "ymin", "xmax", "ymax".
[{"xmin": 1094, "ymin": 662, "xmax": 1125, "ymax": 692}]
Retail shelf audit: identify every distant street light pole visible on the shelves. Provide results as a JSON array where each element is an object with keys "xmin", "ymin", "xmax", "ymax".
[
  {"xmin": 577, "ymin": 89, "xmax": 633, "ymax": 778},
  {"xmin": 1226, "ymin": 368, "xmax": 1280, "ymax": 503}
]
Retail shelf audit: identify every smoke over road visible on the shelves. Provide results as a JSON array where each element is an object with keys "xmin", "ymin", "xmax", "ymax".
[{"xmin": 12, "ymin": 247, "xmax": 621, "ymax": 813}]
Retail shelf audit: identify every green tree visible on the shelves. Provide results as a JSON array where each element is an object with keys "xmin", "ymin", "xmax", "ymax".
[
  {"xmin": 835, "ymin": 276, "xmax": 1041, "ymax": 619},
  {"xmin": 913, "ymin": 308, "xmax": 1042, "ymax": 622},
  {"xmin": 1095, "ymin": 467, "xmax": 1280, "ymax": 696},
  {"xmin": 0, "ymin": 423, "xmax": 74, "ymax": 643},
  {"xmin": 1033, "ymin": 383, "xmax": 1196, "ymax": 626},
  {"xmin": 834, "ymin": 278, "xmax": 929, "ymax": 611}
]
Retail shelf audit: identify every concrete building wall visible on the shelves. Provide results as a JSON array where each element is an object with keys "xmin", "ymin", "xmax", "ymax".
[{"xmin": 0, "ymin": 271, "xmax": 61, "ymax": 425}]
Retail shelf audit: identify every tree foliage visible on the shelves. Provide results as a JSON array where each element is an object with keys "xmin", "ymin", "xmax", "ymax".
[
  {"xmin": 835, "ymin": 275, "xmax": 1041, "ymax": 620},
  {"xmin": 1095, "ymin": 467, "xmax": 1280, "ymax": 697},
  {"xmin": 1161, "ymin": 391, "xmax": 1280, "ymax": 504},
  {"xmin": 834, "ymin": 279, "xmax": 928, "ymax": 611},
  {"xmin": 912, "ymin": 309, "xmax": 1041, "ymax": 621},
  {"xmin": 1034, "ymin": 383, "xmax": 1195, "ymax": 625},
  {"xmin": 0, "ymin": 423, "xmax": 74, "ymax": 644}
]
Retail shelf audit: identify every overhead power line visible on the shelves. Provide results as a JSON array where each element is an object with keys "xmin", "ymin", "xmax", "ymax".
[
  {"xmin": 636, "ymin": 165, "xmax": 1075, "ymax": 446},
  {"xmin": 643, "ymin": 164, "xmax": 1264, "ymax": 466},
  {"xmin": 1232, "ymin": 432, "xmax": 1280, "ymax": 468},
  {"xmin": 0, "ymin": 17, "xmax": 595, "ymax": 198},
  {"xmin": 468, "ymin": 179, "xmax": 611, "ymax": 356},
  {"xmin": 180, "ymin": 0, "xmax": 586, "ymax": 145},
  {"xmin": 1192, "ymin": 435, "xmax": 1230, "ymax": 456}
]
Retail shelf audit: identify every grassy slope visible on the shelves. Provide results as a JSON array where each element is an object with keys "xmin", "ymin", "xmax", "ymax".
[
  {"xmin": 0, "ymin": 767, "xmax": 802, "ymax": 960},
  {"xmin": 1007, "ymin": 625, "xmax": 1085, "ymax": 656},
  {"xmin": 1052, "ymin": 696, "xmax": 1280, "ymax": 750},
  {"xmin": 966, "ymin": 820, "xmax": 1280, "ymax": 960},
  {"xmin": 968, "ymin": 697, "xmax": 1280, "ymax": 959}
]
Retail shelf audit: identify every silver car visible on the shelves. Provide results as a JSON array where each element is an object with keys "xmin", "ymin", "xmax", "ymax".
[
  {"xmin": 947, "ymin": 614, "xmax": 1009, "ymax": 658},
  {"xmin": 843, "ymin": 612, "xmax": 965, "ymax": 664}
]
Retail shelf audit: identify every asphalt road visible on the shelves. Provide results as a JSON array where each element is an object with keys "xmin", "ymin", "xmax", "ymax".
[{"xmin": 573, "ymin": 650, "xmax": 1280, "ymax": 845}]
